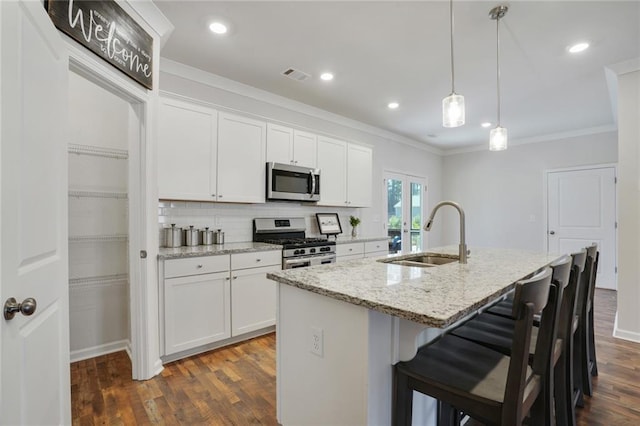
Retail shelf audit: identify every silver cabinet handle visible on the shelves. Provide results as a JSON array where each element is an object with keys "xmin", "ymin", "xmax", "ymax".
[
  {"xmin": 196, "ymin": 264, "xmax": 203, "ymax": 269},
  {"xmin": 549, "ymin": 231, "xmax": 556, "ymax": 235},
  {"xmin": 256, "ymin": 258, "xmax": 262, "ymax": 262}
]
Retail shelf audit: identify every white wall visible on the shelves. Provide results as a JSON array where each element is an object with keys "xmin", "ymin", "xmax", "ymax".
[
  {"xmin": 441, "ymin": 132, "xmax": 618, "ymax": 250},
  {"xmin": 158, "ymin": 65, "xmax": 444, "ymax": 246},
  {"xmin": 616, "ymin": 68, "xmax": 640, "ymax": 342}
]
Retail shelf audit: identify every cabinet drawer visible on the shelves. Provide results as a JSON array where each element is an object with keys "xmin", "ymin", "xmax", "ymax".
[
  {"xmin": 336, "ymin": 243, "xmax": 364, "ymax": 257},
  {"xmin": 231, "ymin": 250, "xmax": 281, "ymax": 270},
  {"xmin": 164, "ymin": 255, "xmax": 230, "ymax": 278},
  {"xmin": 365, "ymin": 240, "xmax": 387, "ymax": 253}
]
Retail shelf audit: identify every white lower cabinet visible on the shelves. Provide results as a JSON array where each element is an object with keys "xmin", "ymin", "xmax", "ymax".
[
  {"xmin": 161, "ymin": 250, "xmax": 281, "ymax": 358},
  {"xmin": 364, "ymin": 240, "xmax": 388, "ymax": 258},
  {"xmin": 164, "ymin": 269, "xmax": 231, "ymax": 356},
  {"xmin": 231, "ymin": 265, "xmax": 279, "ymax": 336},
  {"xmin": 336, "ymin": 242, "xmax": 365, "ymax": 262},
  {"xmin": 337, "ymin": 239, "xmax": 388, "ymax": 262}
]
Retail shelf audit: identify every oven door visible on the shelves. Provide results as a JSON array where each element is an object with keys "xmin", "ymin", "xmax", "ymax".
[
  {"xmin": 267, "ymin": 162, "xmax": 320, "ymax": 201},
  {"xmin": 283, "ymin": 253, "xmax": 336, "ymax": 269}
]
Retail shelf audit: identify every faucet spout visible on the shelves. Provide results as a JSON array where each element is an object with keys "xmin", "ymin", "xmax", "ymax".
[{"xmin": 423, "ymin": 201, "xmax": 468, "ymax": 264}]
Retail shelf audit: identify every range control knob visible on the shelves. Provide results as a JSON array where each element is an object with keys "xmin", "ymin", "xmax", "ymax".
[
  {"xmin": 299, "ymin": 249, "xmax": 306, "ymax": 255},
  {"xmin": 310, "ymin": 248, "xmax": 316, "ymax": 253}
]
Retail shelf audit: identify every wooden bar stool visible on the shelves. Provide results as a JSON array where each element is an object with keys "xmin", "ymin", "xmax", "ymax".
[
  {"xmin": 448, "ymin": 255, "xmax": 573, "ymax": 426},
  {"xmin": 393, "ymin": 267, "xmax": 553, "ymax": 426},
  {"xmin": 574, "ymin": 244, "xmax": 598, "ymax": 402}
]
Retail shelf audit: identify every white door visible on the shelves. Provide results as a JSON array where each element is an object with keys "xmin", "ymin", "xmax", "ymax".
[
  {"xmin": 0, "ymin": 0, "xmax": 70, "ymax": 424},
  {"xmin": 547, "ymin": 167, "xmax": 617, "ymax": 289},
  {"xmin": 384, "ymin": 172, "xmax": 427, "ymax": 254}
]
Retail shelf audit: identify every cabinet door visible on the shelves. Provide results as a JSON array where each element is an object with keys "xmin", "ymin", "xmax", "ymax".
[
  {"xmin": 231, "ymin": 265, "xmax": 279, "ymax": 336},
  {"xmin": 217, "ymin": 112, "xmax": 266, "ymax": 203},
  {"xmin": 293, "ymin": 130, "xmax": 317, "ymax": 168},
  {"xmin": 317, "ymin": 136, "xmax": 347, "ymax": 206},
  {"xmin": 164, "ymin": 271, "xmax": 231, "ymax": 355},
  {"xmin": 266, "ymin": 123, "xmax": 293, "ymax": 165},
  {"xmin": 347, "ymin": 144, "xmax": 373, "ymax": 207},
  {"xmin": 336, "ymin": 242, "xmax": 365, "ymax": 258},
  {"xmin": 158, "ymin": 97, "xmax": 217, "ymax": 201}
]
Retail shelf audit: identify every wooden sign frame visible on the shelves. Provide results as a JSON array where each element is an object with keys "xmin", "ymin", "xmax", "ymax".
[{"xmin": 46, "ymin": 0, "xmax": 153, "ymax": 90}]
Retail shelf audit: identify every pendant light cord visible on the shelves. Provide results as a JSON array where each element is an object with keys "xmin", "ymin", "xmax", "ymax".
[
  {"xmin": 496, "ymin": 13, "xmax": 501, "ymax": 126},
  {"xmin": 450, "ymin": 0, "xmax": 456, "ymax": 93}
]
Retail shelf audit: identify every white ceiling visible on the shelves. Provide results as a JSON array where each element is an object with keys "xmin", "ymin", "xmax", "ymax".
[{"xmin": 154, "ymin": 1, "xmax": 640, "ymax": 151}]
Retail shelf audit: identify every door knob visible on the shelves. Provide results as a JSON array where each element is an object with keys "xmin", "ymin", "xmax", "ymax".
[
  {"xmin": 4, "ymin": 297, "xmax": 37, "ymax": 320},
  {"xmin": 549, "ymin": 230, "xmax": 556, "ymax": 235}
]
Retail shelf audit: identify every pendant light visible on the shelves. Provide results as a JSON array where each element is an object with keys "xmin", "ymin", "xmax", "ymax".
[
  {"xmin": 489, "ymin": 5, "xmax": 508, "ymax": 151},
  {"xmin": 442, "ymin": 0, "xmax": 465, "ymax": 128}
]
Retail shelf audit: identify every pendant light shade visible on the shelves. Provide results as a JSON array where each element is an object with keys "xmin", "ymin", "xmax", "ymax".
[
  {"xmin": 489, "ymin": 126, "xmax": 508, "ymax": 151},
  {"xmin": 489, "ymin": 5, "xmax": 508, "ymax": 151},
  {"xmin": 442, "ymin": 0, "xmax": 465, "ymax": 128},
  {"xmin": 443, "ymin": 93, "xmax": 465, "ymax": 128}
]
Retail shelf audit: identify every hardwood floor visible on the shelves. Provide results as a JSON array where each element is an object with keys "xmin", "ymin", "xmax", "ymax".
[
  {"xmin": 72, "ymin": 289, "xmax": 640, "ymax": 425},
  {"xmin": 71, "ymin": 335, "xmax": 277, "ymax": 425}
]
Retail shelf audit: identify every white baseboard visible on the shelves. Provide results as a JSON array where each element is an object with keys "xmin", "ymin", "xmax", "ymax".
[
  {"xmin": 613, "ymin": 312, "xmax": 640, "ymax": 343},
  {"xmin": 70, "ymin": 339, "xmax": 130, "ymax": 363}
]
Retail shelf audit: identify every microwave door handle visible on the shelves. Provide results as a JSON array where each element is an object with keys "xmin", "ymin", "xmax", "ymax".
[{"xmin": 309, "ymin": 171, "xmax": 316, "ymax": 198}]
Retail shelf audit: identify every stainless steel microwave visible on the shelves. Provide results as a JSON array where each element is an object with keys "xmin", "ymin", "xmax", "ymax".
[{"xmin": 266, "ymin": 162, "xmax": 320, "ymax": 202}]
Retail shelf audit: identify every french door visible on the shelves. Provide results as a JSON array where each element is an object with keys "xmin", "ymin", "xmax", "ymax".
[{"xmin": 384, "ymin": 172, "xmax": 427, "ymax": 254}]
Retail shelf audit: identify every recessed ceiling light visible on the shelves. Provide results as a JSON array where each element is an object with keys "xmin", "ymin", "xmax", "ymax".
[
  {"xmin": 209, "ymin": 22, "xmax": 228, "ymax": 35},
  {"xmin": 568, "ymin": 42, "xmax": 589, "ymax": 53},
  {"xmin": 481, "ymin": 122, "xmax": 492, "ymax": 128},
  {"xmin": 320, "ymin": 72, "xmax": 334, "ymax": 81},
  {"xmin": 388, "ymin": 102, "xmax": 399, "ymax": 109}
]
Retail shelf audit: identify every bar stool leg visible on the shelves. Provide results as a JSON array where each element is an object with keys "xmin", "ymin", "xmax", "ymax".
[
  {"xmin": 393, "ymin": 368, "xmax": 413, "ymax": 426},
  {"xmin": 437, "ymin": 401, "xmax": 460, "ymax": 426},
  {"xmin": 588, "ymin": 307, "xmax": 598, "ymax": 377}
]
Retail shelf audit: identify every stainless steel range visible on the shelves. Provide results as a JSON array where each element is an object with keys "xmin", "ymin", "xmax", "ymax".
[{"xmin": 253, "ymin": 217, "xmax": 336, "ymax": 269}]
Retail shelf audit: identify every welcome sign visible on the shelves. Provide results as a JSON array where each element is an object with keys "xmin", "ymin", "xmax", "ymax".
[{"xmin": 46, "ymin": 0, "xmax": 153, "ymax": 90}]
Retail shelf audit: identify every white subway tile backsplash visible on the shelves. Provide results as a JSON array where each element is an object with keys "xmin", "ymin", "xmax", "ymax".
[{"xmin": 158, "ymin": 199, "xmax": 360, "ymax": 246}]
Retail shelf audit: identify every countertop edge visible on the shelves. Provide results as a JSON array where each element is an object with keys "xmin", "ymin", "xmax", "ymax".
[{"xmin": 158, "ymin": 242, "xmax": 282, "ymax": 259}]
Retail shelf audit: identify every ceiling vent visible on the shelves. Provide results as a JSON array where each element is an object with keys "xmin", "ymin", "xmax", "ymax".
[{"xmin": 282, "ymin": 68, "xmax": 311, "ymax": 82}]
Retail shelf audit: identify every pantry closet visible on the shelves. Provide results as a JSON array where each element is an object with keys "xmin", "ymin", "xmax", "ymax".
[{"xmin": 67, "ymin": 71, "xmax": 130, "ymax": 361}]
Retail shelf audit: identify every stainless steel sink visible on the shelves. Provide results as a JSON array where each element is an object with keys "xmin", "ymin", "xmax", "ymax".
[{"xmin": 380, "ymin": 253, "xmax": 460, "ymax": 267}]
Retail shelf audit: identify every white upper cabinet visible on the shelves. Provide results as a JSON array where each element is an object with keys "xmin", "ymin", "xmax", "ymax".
[
  {"xmin": 266, "ymin": 124, "xmax": 317, "ymax": 168},
  {"xmin": 317, "ymin": 136, "xmax": 347, "ymax": 206},
  {"xmin": 157, "ymin": 98, "xmax": 217, "ymax": 201},
  {"xmin": 293, "ymin": 130, "xmax": 317, "ymax": 168},
  {"xmin": 317, "ymin": 136, "xmax": 372, "ymax": 207},
  {"xmin": 266, "ymin": 123, "xmax": 293, "ymax": 165},
  {"xmin": 347, "ymin": 144, "xmax": 373, "ymax": 207},
  {"xmin": 217, "ymin": 112, "xmax": 267, "ymax": 203}
]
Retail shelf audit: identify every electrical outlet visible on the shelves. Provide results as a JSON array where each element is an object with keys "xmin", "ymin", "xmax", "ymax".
[{"xmin": 310, "ymin": 326, "xmax": 323, "ymax": 357}]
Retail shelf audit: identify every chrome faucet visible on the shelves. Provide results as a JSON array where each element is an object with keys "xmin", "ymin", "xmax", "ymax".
[{"xmin": 424, "ymin": 201, "xmax": 468, "ymax": 264}]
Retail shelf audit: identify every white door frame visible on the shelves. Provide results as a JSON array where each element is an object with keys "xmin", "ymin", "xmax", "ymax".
[
  {"xmin": 543, "ymin": 163, "xmax": 617, "ymax": 284},
  {"xmin": 65, "ymin": 39, "xmax": 161, "ymax": 379},
  {"xmin": 382, "ymin": 170, "xmax": 428, "ymax": 253}
]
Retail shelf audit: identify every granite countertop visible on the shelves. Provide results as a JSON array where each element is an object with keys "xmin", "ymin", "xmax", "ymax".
[
  {"xmin": 267, "ymin": 246, "xmax": 561, "ymax": 328},
  {"xmin": 334, "ymin": 235, "xmax": 390, "ymax": 244},
  {"xmin": 158, "ymin": 242, "xmax": 282, "ymax": 260}
]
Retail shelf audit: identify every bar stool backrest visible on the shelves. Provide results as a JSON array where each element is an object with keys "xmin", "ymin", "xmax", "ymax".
[{"xmin": 504, "ymin": 267, "xmax": 553, "ymax": 423}]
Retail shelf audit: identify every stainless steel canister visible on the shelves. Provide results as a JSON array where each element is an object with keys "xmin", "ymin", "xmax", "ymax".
[
  {"xmin": 200, "ymin": 227, "xmax": 214, "ymax": 245},
  {"xmin": 183, "ymin": 225, "xmax": 200, "ymax": 246},
  {"xmin": 164, "ymin": 224, "xmax": 183, "ymax": 248},
  {"xmin": 213, "ymin": 229, "xmax": 225, "ymax": 245}
]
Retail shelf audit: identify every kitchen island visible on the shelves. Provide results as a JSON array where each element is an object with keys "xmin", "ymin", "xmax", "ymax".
[{"xmin": 267, "ymin": 246, "xmax": 561, "ymax": 426}]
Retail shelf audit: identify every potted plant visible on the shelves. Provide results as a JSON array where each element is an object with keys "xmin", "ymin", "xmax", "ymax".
[{"xmin": 349, "ymin": 215, "xmax": 361, "ymax": 238}]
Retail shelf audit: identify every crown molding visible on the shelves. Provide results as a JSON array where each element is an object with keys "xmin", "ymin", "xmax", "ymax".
[
  {"xmin": 159, "ymin": 58, "xmax": 443, "ymax": 156},
  {"xmin": 123, "ymin": 0, "xmax": 174, "ymax": 47},
  {"xmin": 606, "ymin": 57, "xmax": 640, "ymax": 76},
  {"xmin": 443, "ymin": 124, "xmax": 617, "ymax": 156}
]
